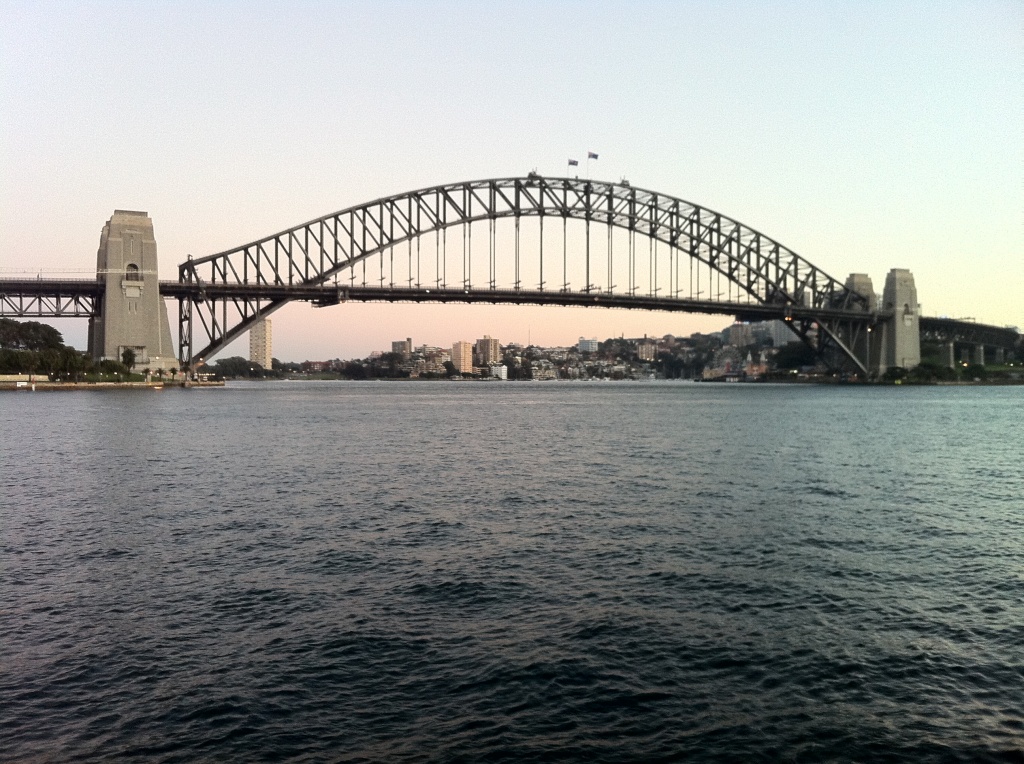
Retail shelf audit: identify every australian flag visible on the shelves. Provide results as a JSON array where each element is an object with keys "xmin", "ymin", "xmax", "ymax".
[
  {"xmin": 568, "ymin": 159, "xmax": 579, "ymax": 166},
  {"xmin": 588, "ymin": 152, "xmax": 599, "ymax": 160}
]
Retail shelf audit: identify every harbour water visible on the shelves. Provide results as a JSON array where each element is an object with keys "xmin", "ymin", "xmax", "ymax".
[{"xmin": 2, "ymin": 381, "xmax": 1022, "ymax": 762}]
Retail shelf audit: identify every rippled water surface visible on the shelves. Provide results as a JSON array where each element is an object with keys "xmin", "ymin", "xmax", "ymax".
[{"xmin": 2, "ymin": 381, "xmax": 1022, "ymax": 762}]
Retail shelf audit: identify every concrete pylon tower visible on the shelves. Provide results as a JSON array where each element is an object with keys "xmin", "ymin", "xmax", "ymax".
[
  {"xmin": 844, "ymin": 273, "xmax": 878, "ymax": 373},
  {"xmin": 88, "ymin": 210, "xmax": 178, "ymax": 371},
  {"xmin": 879, "ymin": 268, "xmax": 921, "ymax": 371}
]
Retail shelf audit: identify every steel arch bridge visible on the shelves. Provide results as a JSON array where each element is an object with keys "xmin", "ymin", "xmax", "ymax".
[{"xmin": 176, "ymin": 175, "xmax": 876, "ymax": 372}]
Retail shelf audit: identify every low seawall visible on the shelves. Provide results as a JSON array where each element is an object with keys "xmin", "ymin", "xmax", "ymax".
[{"xmin": 0, "ymin": 380, "xmax": 225, "ymax": 391}]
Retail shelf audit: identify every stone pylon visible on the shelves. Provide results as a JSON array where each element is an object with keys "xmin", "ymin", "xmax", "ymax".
[
  {"xmin": 878, "ymin": 268, "xmax": 921, "ymax": 371},
  {"xmin": 844, "ymin": 273, "xmax": 879, "ymax": 374},
  {"xmin": 88, "ymin": 211, "xmax": 178, "ymax": 371}
]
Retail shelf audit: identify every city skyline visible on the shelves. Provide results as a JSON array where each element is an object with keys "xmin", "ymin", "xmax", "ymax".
[
  {"xmin": 2, "ymin": 1, "xmax": 1020, "ymax": 360},
  {"xmin": 247, "ymin": 324, "xmax": 735, "ymax": 365}
]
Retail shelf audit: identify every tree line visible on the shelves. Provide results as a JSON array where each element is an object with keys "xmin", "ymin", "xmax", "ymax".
[{"xmin": 0, "ymin": 318, "xmax": 131, "ymax": 380}]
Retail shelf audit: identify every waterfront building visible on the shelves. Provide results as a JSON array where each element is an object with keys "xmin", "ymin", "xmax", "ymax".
[
  {"xmin": 417, "ymin": 346, "xmax": 450, "ymax": 365},
  {"xmin": 761, "ymin": 320, "xmax": 794, "ymax": 347},
  {"xmin": 637, "ymin": 340, "xmax": 657, "ymax": 361},
  {"xmin": 475, "ymin": 335, "xmax": 500, "ymax": 366},
  {"xmin": 412, "ymin": 358, "xmax": 448, "ymax": 377},
  {"xmin": 452, "ymin": 341, "xmax": 474, "ymax": 374},
  {"xmin": 532, "ymin": 360, "xmax": 557, "ymax": 380},
  {"xmin": 578, "ymin": 337, "xmax": 599, "ymax": 353},
  {"xmin": 392, "ymin": 337, "xmax": 412, "ymax": 359},
  {"xmin": 489, "ymin": 364, "xmax": 508, "ymax": 380},
  {"xmin": 726, "ymin": 322, "xmax": 754, "ymax": 347},
  {"xmin": 744, "ymin": 351, "xmax": 768, "ymax": 380},
  {"xmin": 249, "ymin": 318, "xmax": 272, "ymax": 370}
]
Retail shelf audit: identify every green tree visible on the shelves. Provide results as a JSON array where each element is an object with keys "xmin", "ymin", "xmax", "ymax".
[
  {"xmin": 340, "ymin": 361, "xmax": 367, "ymax": 379},
  {"xmin": 657, "ymin": 351, "xmax": 686, "ymax": 379},
  {"xmin": 21, "ymin": 350, "xmax": 39, "ymax": 376},
  {"xmin": 907, "ymin": 362, "xmax": 957, "ymax": 383},
  {"xmin": 0, "ymin": 318, "xmax": 64, "ymax": 351},
  {"xmin": 121, "ymin": 347, "xmax": 136, "ymax": 372},
  {"xmin": 39, "ymin": 348, "xmax": 61, "ymax": 378},
  {"xmin": 0, "ymin": 348, "xmax": 21, "ymax": 373},
  {"xmin": 882, "ymin": 366, "xmax": 909, "ymax": 382},
  {"xmin": 963, "ymin": 364, "xmax": 988, "ymax": 381},
  {"xmin": 61, "ymin": 348, "xmax": 87, "ymax": 382},
  {"xmin": 98, "ymin": 359, "xmax": 126, "ymax": 377}
]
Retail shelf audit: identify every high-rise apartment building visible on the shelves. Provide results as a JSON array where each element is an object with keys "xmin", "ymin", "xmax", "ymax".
[
  {"xmin": 249, "ymin": 318, "xmax": 272, "ymax": 369},
  {"xmin": 452, "ymin": 341, "xmax": 474, "ymax": 374},
  {"xmin": 578, "ymin": 337, "xmax": 599, "ymax": 353},
  {"xmin": 726, "ymin": 322, "xmax": 754, "ymax": 347},
  {"xmin": 766, "ymin": 319, "xmax": 795, "ymax": 348},
  {"xmin": 392, "ymin": 337, "xmax": 412, "ymax": 359},
  {"xmin": 475, "ymin": 335, "xmax": 500, "ymax": 366}
]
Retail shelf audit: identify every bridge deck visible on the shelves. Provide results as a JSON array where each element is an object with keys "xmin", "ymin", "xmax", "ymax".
[
  {"xmin": 0, "ymin": 277, "xmax": 1017, "ymax": 350},
  {"xmin": 159, "ymin": 281, "xmax": 884, "ymax": 323}
]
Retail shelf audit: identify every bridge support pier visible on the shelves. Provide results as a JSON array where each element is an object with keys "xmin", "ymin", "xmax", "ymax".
[
  {"xmin": 994, "ymin": 348, "xmax": 1005, "ymax": 365},
  {"xmin": 973, "ymin": 344, "xmax": 985, "ymax": 366},
  {"xmin": 943, "ymin": 341, "xmax": 956, "ymax": 369}
]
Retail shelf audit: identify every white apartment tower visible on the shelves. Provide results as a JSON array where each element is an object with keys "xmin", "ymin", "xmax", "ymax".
[
  {"xmin": 452, "ymin": 341, "xmax": 474, "ymax": 374},
  {"xmin": 250, "ymin": 319, "xmax": 273, "ymax": 370}
]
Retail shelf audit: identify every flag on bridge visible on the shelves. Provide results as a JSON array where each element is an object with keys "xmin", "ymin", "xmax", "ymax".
[
  {"xmin": 568, "ymin": 159, "xmax": 579, "ymax": 166},
  {"xmin": 588, "ymin": 152, "xmax": 599, "ymax": 160}
]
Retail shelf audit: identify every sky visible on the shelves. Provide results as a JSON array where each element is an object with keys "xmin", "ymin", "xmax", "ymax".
[{"xmin": 1, "ymin": 1, "xmax": 1020, "ymax": 361}]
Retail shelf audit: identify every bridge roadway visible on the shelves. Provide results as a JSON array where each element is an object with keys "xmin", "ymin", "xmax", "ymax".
[
  {"xmin": 160, "ymin": 281, "xmax": 883, "ymax": 324},
  {"xmin": 0, "ymin": 275, "xmax": 884, "ymax": 322},
  {"xmin": 1, "ymin": 276, "xmax": 1018, "ymax": 353}
]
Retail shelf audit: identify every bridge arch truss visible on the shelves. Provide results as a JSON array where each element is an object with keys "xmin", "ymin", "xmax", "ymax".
[{"xmin": 178, "ymin": 176, "xmax": 873, "ymax": 370}]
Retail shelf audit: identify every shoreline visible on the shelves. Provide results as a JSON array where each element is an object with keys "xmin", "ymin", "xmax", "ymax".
[
  {"xmin": 3, "ymin": 377, "xmax": 1020, "ymax": 390},
  {"xmin": 222, "ymin": 377, "xmax": 1024, "ymax": 387},
  {"xmin": 0, "ymin": 380, "xmax": 225, "ymax": 391}
]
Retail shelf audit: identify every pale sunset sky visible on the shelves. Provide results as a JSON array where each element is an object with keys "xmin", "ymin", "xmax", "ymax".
[{"xmin": 1, "ymin": 1, "xmax": 1020, "ymax": 360}]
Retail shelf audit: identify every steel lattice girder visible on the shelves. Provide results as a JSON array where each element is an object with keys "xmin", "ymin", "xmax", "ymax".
[
  {"xmin": 0, "ymin": 279, "xmax": 100, "ymax": 317},
  {"xmin": 919, "ymin": 317, "xmax": 1018, "ymax": 351},
  {"xmin": 176, "ymin": 176, "xmax": 876, "ymax": 369}
]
